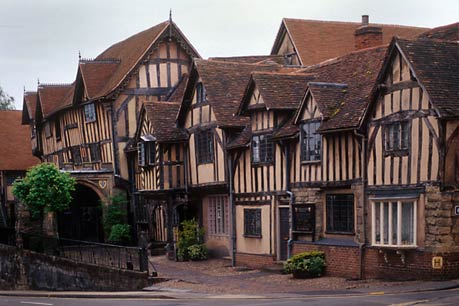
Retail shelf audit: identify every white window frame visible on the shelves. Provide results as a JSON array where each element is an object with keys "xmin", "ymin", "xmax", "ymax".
[
  {"xmin": 371, "ymin": 198, "xmax": 417, "ymax": 248},
  {"xmin": 84, "ymin": 103, "xmax": 96, "ymax": 123}
]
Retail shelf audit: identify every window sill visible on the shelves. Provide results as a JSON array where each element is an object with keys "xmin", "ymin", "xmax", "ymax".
[
  {"xmin": 197, "ymin": 161, "xmax": 214, "ymax": 165},
  {"xmin": 300, "ymin": 160, "xmax": 321, "ymax": 165},
  {"xmin": 383, "ymin": 149, "xmax": 409, "ymax": 157},
  {"xmin": 372, "ymin": 244, "xmax": 417, "ymax": 250},
  {"xmin": 252, "ymin": 162, "xmax": 274, "ymax": 167},
  {"xmin": 325, "ymin": 231, "xmax": 355, "ymax": 235},
  {"xmin": 243, "ymin": 235, "xmax": 262, "ymax": 239}
]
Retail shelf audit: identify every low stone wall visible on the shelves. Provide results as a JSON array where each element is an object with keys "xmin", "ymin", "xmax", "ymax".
[{"xmin": 0, "ymin": 244, "xmax": 149, "ymax": 291}]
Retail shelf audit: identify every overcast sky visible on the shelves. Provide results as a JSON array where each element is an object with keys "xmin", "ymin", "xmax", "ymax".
[{"xmin": 0, "ymin": 0, "xmax": 457, "ymax": 109}]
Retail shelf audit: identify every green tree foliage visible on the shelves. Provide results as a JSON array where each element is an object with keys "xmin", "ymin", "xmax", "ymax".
[
  {"xmin": 108, "ymin": 224, "xmax": 131, "ymax": 244},
  {"xmin": 12, "ymin": 163, "xmax": 76, "ymax": 218},
  {"xmin": 0, "ymin": 85, "xmax": 15, "ymax": 110},
  {"xmin": 102, "ymin": 195, "xmax": 127, "ymax": 235},
  {"xmin": 176, "ymin": 219, "xmax": 208, "ymax": 261}
]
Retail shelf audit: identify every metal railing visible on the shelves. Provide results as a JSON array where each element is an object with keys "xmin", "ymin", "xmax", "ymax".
[{"xmin": 19, "ymin": 232, "xmax": 149, "ymax": 273}]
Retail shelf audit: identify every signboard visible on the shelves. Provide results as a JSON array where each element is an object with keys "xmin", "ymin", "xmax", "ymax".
[
  {"xmin": 455, "ymin": 206, "xmax": 459, "ymax": 216},
  {"xmin": 432, "ymin": 256, "xmax": 443, "ymax": 269}
]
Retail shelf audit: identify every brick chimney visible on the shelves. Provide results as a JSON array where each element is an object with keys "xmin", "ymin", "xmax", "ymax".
[{"xmin": 355, "ymin": 15, "xmax": 383, "ymax": 50}]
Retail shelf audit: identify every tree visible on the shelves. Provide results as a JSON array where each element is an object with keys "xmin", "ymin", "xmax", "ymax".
[
  {"xmin": 0, "ymin": 85, "xmax": 16, "ymax": 110},
  {"xmin": 12, "ymin": 163, "xmax": 76, "ymax": 219}
]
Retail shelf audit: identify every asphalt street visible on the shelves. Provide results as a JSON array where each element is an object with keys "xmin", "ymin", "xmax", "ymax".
[{"xmin": 1, "ymin": 287, "xmax": 459, "ymax": 306}]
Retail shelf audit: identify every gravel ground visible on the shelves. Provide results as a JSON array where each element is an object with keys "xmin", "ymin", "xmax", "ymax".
[{"xmin": 150, "ymin": 255, "xmax": 419, "ymax": 294}]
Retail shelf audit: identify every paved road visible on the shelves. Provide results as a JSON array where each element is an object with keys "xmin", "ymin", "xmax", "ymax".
[{"xmin": 1, "ymin": 288, "xmax": 459, "ymax": 305}]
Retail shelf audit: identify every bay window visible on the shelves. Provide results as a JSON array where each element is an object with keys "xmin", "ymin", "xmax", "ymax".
[{"xmin": 372, "ymin": 199, "xmax": 417, "ymax": 247}]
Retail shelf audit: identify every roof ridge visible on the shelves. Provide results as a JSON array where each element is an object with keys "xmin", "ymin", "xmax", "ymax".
[
  {"xmin": 309, "ymin": 82, "xmax": 348, "ymax": 88},
  {"xmin": 252, "ymin": 71, "xmax": 314, "ymax": 76},
  {"xmin": 80, "ymin": 58, "xmax": 121, "ymax": 64},
  {"xmin": 201, "ymin": 58, "xmax": 280, "ymax": 67},
  {"xmin": 38, "ymin": 83, "xmax": 73, "ymax": 88},
  {"xmin": 283, "ymin": 17, "xmax": 429, "ymax": 29}
]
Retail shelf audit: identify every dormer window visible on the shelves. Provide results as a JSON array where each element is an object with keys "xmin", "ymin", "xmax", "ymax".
[
  {"xmin": 196, "ymin": 82, "xmax": 206, "ymax": 104},
  {"xmin": 300, "ymin": 120, "xmax": 321, "ymax": 162},
  {"xmin": 84, "ymin": 103, "xmax": 96, "ymax": 122}
]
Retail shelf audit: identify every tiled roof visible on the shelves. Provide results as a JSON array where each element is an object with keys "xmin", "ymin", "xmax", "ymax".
[
  {"xmin": 297, "ymin": 46, "xmax": 387, "ymax": 132},
  {"xmin": 272, "ymin": 117, "xmax": 299, "ymax": 140},
  {"xmin": 94, "ymin": 22, "xmax": 169, "ymax": 98},
  {"xmin": 167, "ymin": 74, "xmax": 189, "ymax": 102},
  {"xmin": 94, "ymin": 21, "xmax": 199, "ymax": 99},
  {"xmin": 396, "ymin": 38, "xmax": 459, "ymax": 118},
  {"xmin": 79, "ymin": 60, "xmax": 120, "ymax": 99},
  {"xmin": 22, "ymin": 91, "xmax": 37, "ymax": 124},
  {"xmin": 143, "ymin": 101, "xmax": 188, "ymax": 143},
  {"xmin": 209, "ymin": 55, "xmax": 285, "ymax": 65},
  {"xmin": 240, "ymin": 72, "xmax": 314, "ymax": 114},
  {"xmin": 272, "ymin": 18, "xmax": 428, "ymax": 66},
  {"xmin": 417, "ymin": 22, "xmax": 459, "ymax": 42},
  {"xmin": 183, "ymin": 59, "xmax": 283, "ymax": 127},
  {"xmin": 0, "ymin": 110, "xmax": 39, "ymax": 170},
  {"xmin": 227, "ymin": 126, "xmax": 252, "ymax": 150},
  {"xmin": 37, "ymin": 84, "xmax": 74, "ymax": 119},
  {"xmin": 307, "ymin": 82, "xmax": 348, "ymax": 120}
]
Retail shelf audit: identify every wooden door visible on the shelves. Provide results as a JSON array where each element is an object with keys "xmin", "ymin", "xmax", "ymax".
[{"xmin": 279, "ymin": 207, "xmax": 289, "ymax": 261}]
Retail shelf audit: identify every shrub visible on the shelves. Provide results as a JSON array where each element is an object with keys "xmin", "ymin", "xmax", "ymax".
[
  {"xmin": 103, "ymin": 195, "xmax": 128, "ymax": 235},
  {"xmin": 176, "ymin": 219, "xmax": 207, "ymax": 261},
  {"xmin": 284, "ymin": 251, "xmax": 326, "ymax": 277},
  {"xmin": 108, "ymin": 224, "xmax": 131, "ymax": 245},
  {"xmin": 188, "ymin": 244, "xmax": 208, "ymax": 261}
]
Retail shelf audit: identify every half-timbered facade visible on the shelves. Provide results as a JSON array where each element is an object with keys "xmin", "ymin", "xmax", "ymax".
[
  {"xmin": 177, "ymin": 58, "xmax": 284, "ymax": 257},
  {"xmin": 22, "ymin": 19, "xmax": 199, "ymax": 241},
  {"xmin": 362, "ymin": 35, "xmax": 459, "ymax": 279}
]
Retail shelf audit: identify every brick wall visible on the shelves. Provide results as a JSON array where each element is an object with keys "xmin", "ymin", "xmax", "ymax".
[
  {"xmin": 292, "ymin": 243, "xmax": 361, "ymax": 279},
  {"xmin": 354, "ymin": 26, "xmax": 383, "ymax": 50},
  {"xmin": 235, "ymin": 252, "xmax": 276, "ymax": 268}
]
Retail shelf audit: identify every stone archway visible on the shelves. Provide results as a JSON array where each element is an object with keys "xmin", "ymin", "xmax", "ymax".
[{"xmin": 57, "ymin": 183, "xmax": 104, "ymax": 242}]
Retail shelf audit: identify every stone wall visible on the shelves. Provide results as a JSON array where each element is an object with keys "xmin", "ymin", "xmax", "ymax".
[
  {"xmin": 0, "ymin": 245, "xmax": 149, "ymax": 291},
  {"xmin": 425, "ymin": 186, "xmax": 459, "ymax": 252}
]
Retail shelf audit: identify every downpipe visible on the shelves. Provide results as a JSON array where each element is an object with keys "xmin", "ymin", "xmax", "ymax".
[{"xmin": 286, "ymin": 190, "xmax": 294, "ymax": 259}]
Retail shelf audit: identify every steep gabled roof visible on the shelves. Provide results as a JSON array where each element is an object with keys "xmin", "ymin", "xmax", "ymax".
[
  {"xmin": 417, "ymin": 22, "xmax": 459, "ymax": 42},
  {"xmin": 79, "ymin": 59, "xmax": 120, "ymax": 99},
  {"xmin": 394, "ymin": 37, "xmax": 459, "ymax": 118},
  {"xmin": 167, "ymin": 74, "xmax": 189, "ymax": 102},
  {"xmin": 178, "ymin": 59, "xmax": 283, "ymax": 128},
  {"xmin": 94, "ymin": 21, "xmax": 200, "ymax": 99},
  {"xmin": 0, "ymin": 110, "xmax": 40, "ymax": 170},
  {"xmin": 298, "ymin": 45, "xmax": 387, "ymax": 132},
  {"xmin": 271, "ymin": 18, "xmax": 428, "ymax": 66},
  {"xmin": 142, "ymin": 100, "xmax": 188, "ymax": 143},
  {"xmin": 22, "ymin": 91, "xmax": 37, "ymax": 124},
  {"xmin": 238, "ymin": 72, "xmax": 314, "ymax": 115},
  {"xmin": 37, "ymin": 84, "xmax": 74, "ymax": 119},
  {"xmin": 306, "ymin": 82, "xmax": 348, "ymax": 120}
]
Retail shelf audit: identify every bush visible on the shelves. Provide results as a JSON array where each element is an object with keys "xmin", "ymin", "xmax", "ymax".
[
  {"xmin": 108, "ymin": 224, "xmax": 131, "ymax": 245},
  {"xmin": 176, "ymin": 219, "xmax": 207, "ymax": 261},
  {"xmin": 188, "ymin": 244, "xmax": 208, "ymax": 261},
  {"xmin": 284, "ymin": 251, "xmax": 325, "ymax": 278},
  {"xmin": 103, "ymin": 195, "xmax": 127, "ymax": 235}
]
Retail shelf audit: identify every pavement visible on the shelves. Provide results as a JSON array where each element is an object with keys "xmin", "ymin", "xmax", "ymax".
[{"xmin": 1, "ymin": 255, "xmax": 459, "ymax": 300}]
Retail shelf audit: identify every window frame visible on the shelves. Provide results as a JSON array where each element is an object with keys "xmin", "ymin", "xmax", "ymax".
[
  {"xmin": 55, "ymin": 121, "xmax": 61, "ymax": 141},
  {"xmin": 244, "ymin": 208, "xmax": 262, "ymax": 238},
  {"xmin": 196, "ymin": 82, "xmax": 207, "ymax": 104},
  {"xmin": 195, "ymin": 129, "xmax": 214, "ymax": 165},
  {"xmin": 84, "ymin": 103, "xmax": 96, "ymax": 123},
  {"xmin": 208, "ymin": 196, "xmax": 229, "ymax": 236},
  {"xmin": 325, "ymin": 194, "xmax": 355, "ymax": 234},
  {"xmin": 138, "ymin": 141, "xmax": 156, "ymax": 167},
  {"xmin": 371, "ymin": 198, "xmax": 417, "ymax": 248},
  {"xmin": 251, "ymin": 133, "xmax": 274, "ymax": 165},
  {"xmin": 300, "ymin": 119, "xmax": 321, "ymax": 162},
  {"xmin": 89, "ymin": 143, "xmax": 101, "ymax": 162},
  {"xmin": 384, "ymin": 121, "xmax": 410, "ymax": 156}
]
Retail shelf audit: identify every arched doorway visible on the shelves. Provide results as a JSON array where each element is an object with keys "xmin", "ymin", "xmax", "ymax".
[{"xmin": 57, "ymin": 183, "xmax": 104, "ymax": 242}]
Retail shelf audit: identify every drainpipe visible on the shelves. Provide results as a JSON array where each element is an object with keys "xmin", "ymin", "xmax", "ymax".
[
  {"xmin": 228, "ymin": 153, "xmax": 236, "ymax": 267},
  {"xmin": 284, "ymin": 142, "xmax": 294, "ymax": 259},
  {"xmin": 354, "ymin": 129, "xmax": 367, "ymax": 279}
]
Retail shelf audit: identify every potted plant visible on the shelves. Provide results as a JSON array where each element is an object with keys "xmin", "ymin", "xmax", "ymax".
[{"xmin": 284, "ymin": 251, "xmax": 326, "ymax": 278}]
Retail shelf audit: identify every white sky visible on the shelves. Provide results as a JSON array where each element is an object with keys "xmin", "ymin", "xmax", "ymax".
[{"xmin": 0, "ymin": 0, "xmax": 457, "ymax": 109}]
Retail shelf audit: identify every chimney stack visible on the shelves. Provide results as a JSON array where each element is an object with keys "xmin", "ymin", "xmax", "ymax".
[{"xmin": 355, "ymin": 15, "xmax": 383, "ymax": 50}]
